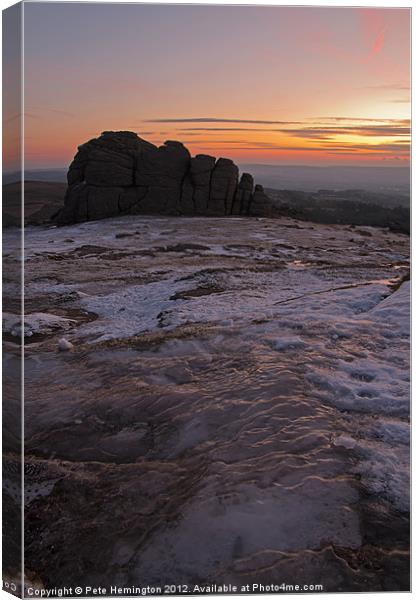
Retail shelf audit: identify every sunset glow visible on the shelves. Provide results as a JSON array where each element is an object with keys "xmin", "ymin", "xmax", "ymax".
[{"xmin": 13, "ymin": 3, "xmax": 411, "ymax": 170}]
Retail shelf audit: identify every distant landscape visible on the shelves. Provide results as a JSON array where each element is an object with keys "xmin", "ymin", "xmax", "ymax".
[
  {"xmin": 268, "ymin": 188, "xmax": 410, "ymax": 233},
  {"xmin": 3, "ymin": 164, "xmax": 411, "ymax": 196},
  {"xmin": 3, "ymin": 164, "xmax": 410, "ymax": 234},
  {"xmin": 242, "ymin": 164, "xmax": 410, "ymax": 196},
  {"xmin": 3, "ymin": 169, "xmax": 67, "ymax": 185}
]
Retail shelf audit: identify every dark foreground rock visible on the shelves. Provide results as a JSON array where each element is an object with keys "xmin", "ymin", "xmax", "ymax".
[{"xmin": 54, "ymin": 131, "xmax": 274, "ymax": 224}]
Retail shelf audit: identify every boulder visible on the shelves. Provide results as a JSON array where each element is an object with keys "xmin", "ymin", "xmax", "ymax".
[
  {"xmin": 208, "ymin": 158, "xmax": 238, "ymax": 215},
  {"xmin": 67, "ymin": 131, "xmax": 153, "ymax": 187},
  {"xmin": 180, "ymin": 175, "xmax": 195, "ymax": 215},
  {"xmin": 54, "ymin": 131, "xmax": 273, "ymax": 223},
  {"xmin": 135, "ymin": 140, "xmax": 190, "ymax": 188},
  {"xmin": 56, "ymin": 183, "xmax": 89, "ymax": 225},
  {"xmin": 189, "ymin": 154, "xmax": 216, "ymax": 214},
  {"xmin": 233, "ymin": 172, "xmax": 254, "ymax": 215},
  {"xmin": 87, "ymin": 186, "xmax": 123, "ymax": 221},
  {"xmin": 250, "ymin": 184, "xmax": 274, "ymax": 217}
]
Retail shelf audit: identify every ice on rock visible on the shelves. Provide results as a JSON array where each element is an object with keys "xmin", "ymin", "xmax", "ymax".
[
  {"xmin": 353, "ymin": 441, "xmax": 409, "ymax": 513},
  {"xmin": 10, "ymin": 213, "xmax": 409, "ymax": 588},
  {"xmin": 58, "ymin": 338, "xmax": 74, "ymax": 352},
  {"xmin": 271, "ymin": 337, "xmax": 307, "ymax": 351},
  {"xmin": 333, "ymin": 435, "xmax": 357, "ymax": 450},
  {"xmin": 3, "ymin": 311, "xmax": 76, "ymax": 338}
]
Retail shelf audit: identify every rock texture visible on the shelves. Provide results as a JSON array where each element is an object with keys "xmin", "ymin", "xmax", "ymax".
[
  {"xmin": 251, "ymin": 184, "xmax": 273, "ymax": 217},
  {"xmin": 234, "ymin": 173, "xmax": 254, "ymax": 215},
  {"xmin": 55, "ymin": 131, "xmax": 274, "ymax": 224}
]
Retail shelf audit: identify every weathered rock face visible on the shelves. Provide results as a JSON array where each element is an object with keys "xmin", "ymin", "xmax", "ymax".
[
  {"xmin": 251, "ymin": 184, "xmax": 273, "ymax": 217},
  {"xmin": 55, "ymin": 131, "xmax": 274, "ymax": 224},
  {"xmin": 233, "ymin": 173, "xmax": 254, "ymax": 215},
  {"xmin": 208, "ymin": 158, "xmax": 239, "ymax": 216},
  {"xmin": 181, "ymin": 154, "xmax": 216, "ymax": 215}
]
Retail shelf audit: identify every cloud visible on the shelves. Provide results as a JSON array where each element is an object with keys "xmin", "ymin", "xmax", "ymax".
[
  {"xmin": 371, "ymin": 28, "xmax": 386, "ymax": 56},
  {"xmin": 321, "ymin": 140, "xmax": 409, "ymax": 153},
  {"xmin": 182, "ymin": 139, "xmax": 273, "ymax": 146},
  {"xmin": 27, "ymin": 106, "xmax": 75, "ymax": 118},
  {"xmin": 311, "ymin": 117, "xmax": 410, "ymax": 125},
  {"xmin": 359, "ymin": 8, "xmax": 387, "ymax": 59},
  {"xmin": 4, "ymin": 113, "xmax": 23, "ymax": 123},
  {"xmin": 125, "ymin": 129, "xmax": 158, "ymax": 134},
  {"xmin": 177, "ymin": 127, "xmax": 278, "ymax": 132},
  {"xmin": 186, "ymin": 138, "xmax": 410, "ymax": 157},
  {"xmin": 360, "ymin": 83, "xmax": 410, "ymax": 91},
  {"xmin": 212, "ymin": 146, "xmax": 333, "ymax": 152},
  {"xmin": 282, "ymin": 125, "xmax": 410, "ymax": 140},
  {"xmin": 144, "ymin": 117, "xmax": 411, "ymax": 136},
  {"xmin": 46, "ymin": 108, "xmax": 75, "ymax": 117},
  {"xmin": 144, "ymin": 118, "xmax": 303, "ymax": 125},
  {"xmin": 137, "ymin": 115, "xmax": 410, "ymax": 161},
  {"xmin": 326, "ymin": 151, "xmax": 408, "ymax": 159}
]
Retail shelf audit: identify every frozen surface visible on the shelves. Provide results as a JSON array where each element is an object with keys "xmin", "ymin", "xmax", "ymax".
[
  {"xmin": 3, "ymin": 311, "xmax": 76, "ymax": 338},
  {"xmin": 3, "ymin": 215, "xmax": 409, "ymax": 591}
]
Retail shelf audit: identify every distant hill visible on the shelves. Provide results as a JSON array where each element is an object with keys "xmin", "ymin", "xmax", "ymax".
[
  {"xmin": 239, "ymin": 164, "xmax": 410, "ymax": 196},
  {"xmin": 267, "ymin": 188, "xmax": 410, "ymax": 234},
  {"xmin": 2, "ymin": 163, "xmax": 410, "ymax": 233},
  {"xmin": 3, "ymin": 180, "xmax": 66, "ymax": 226},
  {"xmin": 3, "ymin": 169, "xmax": 67, "ymax": 184},
  {"xmin": 4, "ymin": 165, "xmax": 410, "ymax": 197},
  {"xmin": 267, "ymin": 187, "xmax": 409, "ymax": 209}
]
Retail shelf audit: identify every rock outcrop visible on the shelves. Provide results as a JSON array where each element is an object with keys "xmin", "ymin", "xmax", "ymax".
[
  {"xmin": 234, "ymin": 173, "xmax": 254, "ymax": 215},
  {"xmin": 251, "ymin": 184, "xmax": 274, "ymax": 217},
  {"xmin": 55, "ymin": 131, "xmax": 274, "ymax": 224}
]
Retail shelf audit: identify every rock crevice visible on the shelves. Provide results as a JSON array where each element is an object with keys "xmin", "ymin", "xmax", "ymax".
[{"xmin": 55, "ymin": 131, "xmax": 274, "ymax": 224}]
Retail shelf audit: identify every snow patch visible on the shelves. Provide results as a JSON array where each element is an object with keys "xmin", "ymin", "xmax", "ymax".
[
  {"xmin": 271, "ymin": 337, "xmax": 307, "ymax": 351},
  {"xmin": 3, "ymin": 312, "xmax": 76, "ymax": 338}
]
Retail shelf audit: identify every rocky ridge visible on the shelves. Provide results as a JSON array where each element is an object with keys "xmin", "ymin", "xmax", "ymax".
[{"xmin": 55, "ymin": 131, "xmax": 273, "ymax": 224}]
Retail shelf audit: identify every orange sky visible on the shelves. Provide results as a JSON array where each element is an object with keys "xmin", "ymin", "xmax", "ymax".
[{"xmin": 4, "ymin": 4, "xmax": 411, "ymax": 170}]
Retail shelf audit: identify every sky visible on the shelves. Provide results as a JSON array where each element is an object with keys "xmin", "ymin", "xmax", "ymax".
[{"xmin": 5, "ymin": 3, "xmax": 411, "ymax": 169}]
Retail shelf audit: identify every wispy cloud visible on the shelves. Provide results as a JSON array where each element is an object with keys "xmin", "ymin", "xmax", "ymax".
[
  {"xmin": 371, "ymin": 28, "xmax": 386, "ymax": 56},
  {"xmin": 135, "ymin": 115, "xmax": 410, "ymax": 162},
  {"xmin": 177, "ymin": 127, "xmax": 279, "ymax": 132},
  {"xmin": 145, "ymin": 118, "xmax": 303, "ymax": 125},
  {"xmin": 359, "ymin": 8, "xmax": 387, "ymax": 59},
  {"xmin": 204, "ymin": 145, "xmax": 336, "ymax": 152},
  {"xmin": 326, "ymin": 151, "xmax": 408, "ymax": 159},
  {"xmin": 125, "ymin": 129, "xmax": 158, "ymax": 134},
  {"xmin": 321, "ymin": 140, "xmax": 409, "ymax": 152},
  {"xmin": 282, "ymin": 125, "xmax": 410, "ymax": 140},
  {"xmin": 7, "ymin": 112, "xmax": 41, "ymax": 121},
  {"xmin": 184, "ymin": 138, "xmax": 410, "ymax": 157},
  {"xmin": 311, "ymin": 117, "xmax": 410, "ymax": 125},
  {"xmin": 27, "ymin": 106, "xmax": 75, "ymax": 118},
  {"xmin": 360, "ymin": 83, "xmax": 410, "ymax": 91},
  {"xmin": 144, "ymin": 117, "xmax": 410, "ymax": 131}
]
